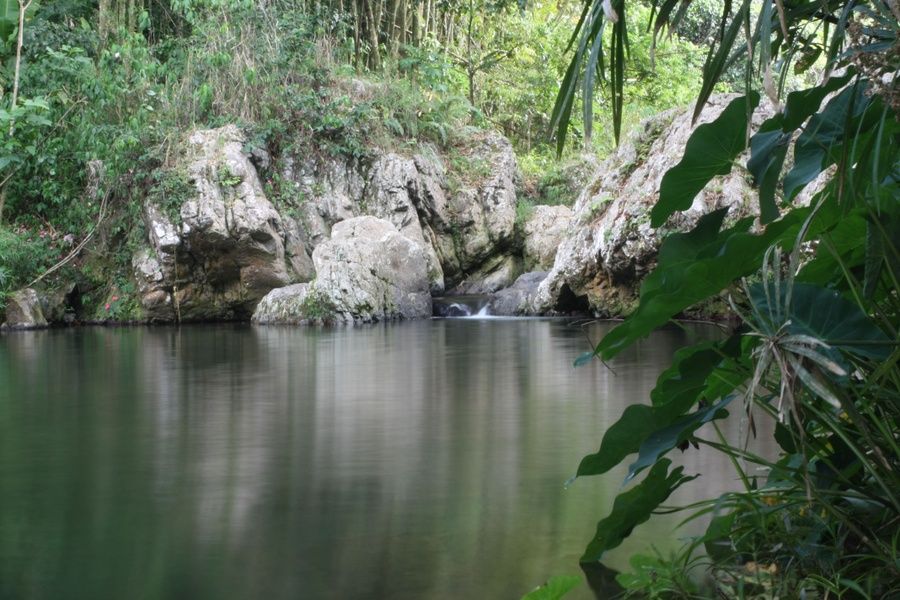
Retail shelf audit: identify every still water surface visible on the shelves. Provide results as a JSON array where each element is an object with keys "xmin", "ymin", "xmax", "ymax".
[{"xmin": 0, "ymin": 319, "xmax": 745, "ymax": 599}]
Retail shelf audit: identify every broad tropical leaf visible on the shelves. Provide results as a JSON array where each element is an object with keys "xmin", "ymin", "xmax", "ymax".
[
  {"xmin": 580, "ymin": 459, "xmax": 698, "ymax": 562},
  {"xmin": 577, "ymin": 337, "xmax": 745, "ymax": 478},
  {"xmin": 652, "ymin": 92, "xmax": 760, "ymax": 227},
  {"xmin": 749, "ymin": 282, "xmax": 893, "ymax": 360},
  {"xmin": 746, "ymin": 73, "xmax": 856, "ymax": 223},
  {"xmin": 625, "ymin": 394, "xmax": 736, "ymax": 483},
  {"xmin": 782, "ymin": 82, "xmax": 874, "ymax": 200},
  {"xmin": 594, "ymin": 207, "xmax": 809, "ymax": 360}
]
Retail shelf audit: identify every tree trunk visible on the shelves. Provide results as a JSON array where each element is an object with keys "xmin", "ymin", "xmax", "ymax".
[
  {"xmin": 365, "ymin": 0, "xmax": 381, "ymax": 69},
  {"xmin": 9, "ymin": 0, "xmax": 32, "ymax": 136}
]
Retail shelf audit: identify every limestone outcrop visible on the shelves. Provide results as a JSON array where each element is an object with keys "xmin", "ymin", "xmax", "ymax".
[
  {"xmin": 281, "ymin": 131, "xmax": 520, "ymax": 294},
  {"xmin": 252, "ymin": 216, "xmax": 431, "ymax": 324},
  {"xmin": 2, "ymin": 288, "xmax": 47, "ymax": 328},
  {"xmin": 522, "ymin": 205, "xmax": 573, "ymax": 271},
  {"xmin": 1, "ymin": 284, "xmax": 78, "ymax": 329},
  {"xmin": 134, "ymin": 125, "xmax": 312, "ymax": 321},
  {"xmin": 531, "ymin": 95, "xmax": 764, "ymax": 316},
  {"xmin": 8, "ymin": 93, "xmax": 770, "ymax": 328}
]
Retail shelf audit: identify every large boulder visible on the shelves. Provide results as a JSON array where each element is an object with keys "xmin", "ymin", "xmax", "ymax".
[
  {"xmin": 252, "ymin": 216, "xmax": 431, "ymax": 324},
  {"xmin": 250, "ymin": 283, "xmax": 336, "ymax": 325},
  {"xmin": 281, "ymin": 131, "xmax": 520, "ymax": 294},
  {"xmin": 488, "ymin": 271, "xmax": 548, "ymax": 316},
  {"xmin": 135, "ymin": 126, "xmax": 312, "ymax": 321},
  {"xmin": 2, "ymin": 288, "xmax": 47, "ymax": 328},
  {"xmin": 532, "ymin": 95, "xmax": 767, "ymax": 316},
  {"xmin": 1, "ymin": 284, "xmax": 77, "ymax": 329}
]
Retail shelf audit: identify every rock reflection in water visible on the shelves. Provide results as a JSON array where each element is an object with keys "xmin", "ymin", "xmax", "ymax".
[{"xmin": 0, "ymin": 321, "xmax": 765, "ymax": 599}]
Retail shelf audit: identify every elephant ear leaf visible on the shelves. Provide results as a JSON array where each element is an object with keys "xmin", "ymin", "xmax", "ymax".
[
  {"xmin": 580, "ymin": 459, "xmax": 698, "ymax": 563},
  {"xmin": 651, "ymin": 92, "xmax": 760, "ymax": 228},
  {"xmin": 783, "ymin": 82, "xmax": 873, "ymax": 200},
  {"xmin": 594, "ymin": 206, "xmax": 807, "ymax": 360},
  {"xmin": 577, "ymin": 338, "xmax": 744, "ymax": 478},
  {"xmin": 750, "ymin": 282, "xmax": 893, "ymax": 360},
  {"xmin": 747, "ymin": 122, "xmax": 790, "ymax": 224},
  {"xmin": 625, "ymin": 395, "xmax": 735, "ymax": 484}
]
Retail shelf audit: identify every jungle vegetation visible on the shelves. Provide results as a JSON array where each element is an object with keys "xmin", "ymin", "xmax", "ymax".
[
  {"xmin": 0, "ymin": 0, "xmax": 897, "ymax": 598},
  {"xmin": 527, "ymin": 0, "xmax": 899, "ymax": 598}
]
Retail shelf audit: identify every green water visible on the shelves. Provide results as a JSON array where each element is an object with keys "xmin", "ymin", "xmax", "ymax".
[{"xmin": 0, "ymin": 320, "xmax": 740, "ymax": 599}]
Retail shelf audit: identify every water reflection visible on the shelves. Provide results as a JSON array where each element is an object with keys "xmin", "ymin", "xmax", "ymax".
[{"xmin": 0, "ymin": 321, "xmax": 759, "ymax": 599}]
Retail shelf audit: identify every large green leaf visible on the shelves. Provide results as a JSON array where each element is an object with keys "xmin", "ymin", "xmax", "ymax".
[
  {"xmin": 577, "ymin": 337, "xmax": 745, "ymax": 478},
  {"xmin": 749, "ymin": 282, "xmax": 893, "ymax": 360},
  {"xmin": 580, "ymin": 459, "xmax": 698, "ymax": 562},
  {"xmin": 521, "ymin": 575, "xmax": 582, "ymax": 600},
  {"xmin": 782, "ymin": 82, "xmax": 873, "ymax": 200},
  {"xmin": 796, "ymin": 207, "xmax": 868, "ymax": 288},
  {"xmin": 781, "ymin": 72, "xmax": 856, "ymax": 131},
  {"xmin": 625, "ymin": 394, "xmax": 736, "ymax": 483},
  {"xmin": 594, "ymin": 207, "xmax": 809, "ymax": 360},
  {"xmin": 651, "ymin": 92, "xmax": 760, "ymax": 227},
  {"xmin": 0, "ymin": 0, "xmax": 39, "ymax": 48},
  {"xmin": 746, "ymin": 122, "xmax": 789, "ymax": 224},
  {"xmin": 746, "ymin": 72, "xmax": 856, "ymax": 225}
]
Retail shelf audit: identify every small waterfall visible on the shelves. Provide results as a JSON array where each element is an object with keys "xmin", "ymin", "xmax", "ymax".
[
  {"xmin": 447, "ymin": 303, "xmax": 472, "ymax": 317},
  {"xmin": 433, "ymin": 295, "xmax": 492, "ymax": 318}
]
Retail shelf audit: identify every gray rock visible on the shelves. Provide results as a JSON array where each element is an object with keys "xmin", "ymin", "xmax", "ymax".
[
  {"xmin": 281, "ymin": 132, "xmax": 520, "ymax": 294},
  {"xmin": 250, "ymin": 283, "xmax": 335, "ymax": 325},
  {"xmin": 136, "ymin": 125, "xmax": 312, "ymax": 321},
  {"xmin": 253, "ymin": 216, "xmax": 431, "ymax": 324},
  {"xmin": 533, "ymin": 95, "xmax": 768, "ymax": 316},
  {"xmin": 450, "ymin": 254, "xmax": 522, "ymax": 295},
  {"xmin": 522, "ymin": 205, "xmax": 573, "ymax": 270},
  {"xmin": 489, "ymin": 271, "xmax": 548, "ymax": 316},
  {"xmin": 3, "ymin": 288, "xmax": 48, "ymax": 328}
]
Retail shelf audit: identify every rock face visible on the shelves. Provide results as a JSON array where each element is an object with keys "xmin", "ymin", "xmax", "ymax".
[
  {"xmin": 282, "ymin": 131, "xmax": 520, "ymax": 294},
  {"xmin": 121, "ymin": 95, "xmax": 763, "ymax": 325},
  {"xmin": 252, "ymin": 216, "xmax": 431, "ymax": 324},
  {"xmin": 135, "ymin": 125, "xmax": 312, "ymax": 321},
  {"xmin": 488, "ymin": 271, "xmax": 548, "ymax": 316},
  {"xmin": 532, "ymin": 95, "xmax": 763, "ymax": 315},
  {"xmin": 1, "ymin": 285, "xmax": 78, "ymax": 329},
  {"xmin": 522, "ymin": 205, "xmax": 573, "ymax": 270},
  {"xmin": 3, "ymin": 288, "xmax": 47, "ymax": 328}
]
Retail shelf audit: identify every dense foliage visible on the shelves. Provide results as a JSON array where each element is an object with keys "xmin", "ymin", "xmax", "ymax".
[
  {"xmin": 532, "ymin": 0, "xmax": 900, "ymax": 597},
  {"xmin": 4, "ymin": 1, "xmax": 896, "ymax": 596},
  {"xmin": 0, "ymin": 0, "xmax": 709, "ymax": 311}
]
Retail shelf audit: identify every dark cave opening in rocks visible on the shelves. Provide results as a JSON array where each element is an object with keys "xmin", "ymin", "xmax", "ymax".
[{"xmin": 555, "ymin": 284, "xmax": 590, "ymax": 314}]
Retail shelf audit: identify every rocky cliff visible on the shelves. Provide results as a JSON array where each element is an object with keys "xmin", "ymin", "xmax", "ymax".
[
  {"xmin": 3, "ymin": 95, "xmax": 766, "ymax": 328},
  {"xmin": 507, "ymin": 95, "xmax": 767, "ymax": 317}
]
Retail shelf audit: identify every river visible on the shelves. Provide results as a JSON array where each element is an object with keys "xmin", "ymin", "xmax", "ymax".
[{"xmin": 0, "ymin": 319, "xmax": 749, "ymax": 599}]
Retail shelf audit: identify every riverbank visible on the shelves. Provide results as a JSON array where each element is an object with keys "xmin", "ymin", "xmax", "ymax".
[{"xmin": 2, "ymin": 97, "xmax": 756, "ymax": 331}]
